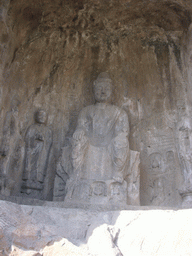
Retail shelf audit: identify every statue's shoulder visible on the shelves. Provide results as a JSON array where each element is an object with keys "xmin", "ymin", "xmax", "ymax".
[
  {"xmin": 83, "ymin": 104, "xmax": 95, "ymax": 110},
  {"xmin": 26, "ymin": 123, "xmax": 51, "ymax": 133},
  {"xmin": 25, "ymin": 124, "xmax": 37, "ymax": 139},
  {"xmin": 44, "ymin": 125, "xmax": 53, "ymax": 136},
  {"xmin": 26, "ymin": 123, "xmax": 36, "ymax": 132},
  {"xmin": 110, "ymin": 104, "xmax": 127, "ymax": 116},
  {"xmin": 79, "ymin": 104, "xmax": 95, "ymax": 115}
]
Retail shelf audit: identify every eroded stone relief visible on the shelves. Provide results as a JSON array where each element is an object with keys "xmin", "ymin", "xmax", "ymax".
[
  {"xmin": 53, "ymin": 145, "xmax": 72, "ymax": 201},
  {"xmin": 140, "ymin": 122, "xmax": 181, "ymax": 207},
  {"xmin": 176, "ymin": 116, "xmax": 192, "ymax": 206},
  {"xmin": 1, "ymin": 0, "xmax": 192, "ymax": 208},
  {"xmin": 21, "ymin": 109, "xmax": 53, "ymax": 199},
  {"xmin": 147, "ymin": 151, "xmax": 176, "ymax": 206},
  {"xmin": 0, "ymin": 96, "xmax": 24, "ymax": 196}
]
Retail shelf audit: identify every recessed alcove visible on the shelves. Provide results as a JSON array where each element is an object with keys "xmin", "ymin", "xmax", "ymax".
[{"xmin": 0, "ymin": 0, "xmax": 192, "ymax": 209}]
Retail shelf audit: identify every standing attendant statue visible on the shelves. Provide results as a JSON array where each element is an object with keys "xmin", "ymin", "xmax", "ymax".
[
  {"xmin": 64, "ymin": 72, "xmax": 139, "ymax": 208},
  {"xmin": 0, "ymin": 96, "xmax": 24, "ymax": 196},
  {"xmin": 21, "ymin": 109, "xmax": 52, "ymax": 199},
  {"xmin": 176, "ymin": 116, "xmax": 192, "ymax": 206}
]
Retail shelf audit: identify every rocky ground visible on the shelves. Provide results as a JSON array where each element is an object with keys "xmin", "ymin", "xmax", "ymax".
[{"xmin": 0, "ymin": 200, "xmax": 192, "ymax": 256}]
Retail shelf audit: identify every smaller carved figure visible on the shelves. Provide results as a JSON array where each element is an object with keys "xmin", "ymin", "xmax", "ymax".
[
  {"xmin": 151, "ymin": 177, "xmax": 166, "ymax": 206},
  {"xmin": 53, "ymin": 146, "xmax": 72, "ymax": 201},
  {"xmin": 0, "ymin": 96, "xmax": 24, "ymax": 196},
  {"xmin": 149, "ymin": 153, "xmax": 162, "ymax": 172},
  {"xmin": 176, "ymin": 116, "xmax": 192, "ymax": 206},
  {"xmin": 91, "ymin": 181, "xmax": 107, "ymax": 197},
  {"xmin": 148, "ymin": 150, "xmax": 177, "ymax": 206},
  {"xmin": 148, "ymin": 153, "xmax": 167, "ymax": 206},
  {"xmin": 21, "ymin": 109, "xmax": 52, "ymax": 199},
  {"xmin": 176, "ymin": 117, "xmax": 192, "ymax": 185}
]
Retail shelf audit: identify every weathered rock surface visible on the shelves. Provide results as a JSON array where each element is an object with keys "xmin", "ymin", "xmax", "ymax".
[
  {"xmin": 1, "ymin": 200, "xmax": 192, "ymax": 255},
  {"xmin": 1, "ymin": 0, "xmax": 192, "ymax": 206},
  {"xmin": 1, "ymin": 0, "xmax": 192, "ymax": 254}
]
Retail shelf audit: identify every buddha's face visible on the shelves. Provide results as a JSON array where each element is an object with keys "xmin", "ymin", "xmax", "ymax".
[
  {"xmin": 94, "ymin": 81, "xmax": 112, "ymax": 103},
  {"xmin": 35, "ymin": 110, "xmax": 47, "ymax": 124}
]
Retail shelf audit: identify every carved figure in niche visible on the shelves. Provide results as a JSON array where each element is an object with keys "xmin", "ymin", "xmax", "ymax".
[
  {"xmin": 150, "ymin": 153, "xmax": 162, "ymax": 172},
  {"xmin": 176, "ymin": 116, "xmax": 192, "ymax": 206},
  {"xmin": 164, "ymin": 151, "xmax": 176, "ymax": 202},
  {"xmin": 148, "ymin": 153, "xmax": 166, "ymax": 206},
  {"xmin": 0, "ymin": 96, "xmax": 24, "ymax": 196},
  {"xmin": 90, "ymin": 181, "xmax": 107, "ymax": 197},
  {"xmin": 126, "ymin": 150, "xmax": 140, "ymax": 205},
  {"xmin": 53, "ymin": 146, "xmax": 72, "ymax": 201},
  {"xmin": 21, "ymin": 109, "xmax": 52, "ymax": 199},
  {"xmin": 151, "ymin": 177, "xmax": 166, "ymax": 206},
  {"xmin": 148, "ymin": 153, "xmax": 163, "ymax": 204},
  {"xmin": 64, "ymin": 72, "xmax": 140, "ymax": 207},
  {"xmin": 148, "ymin": 151, "xmax": 177, "ymax": 206}
]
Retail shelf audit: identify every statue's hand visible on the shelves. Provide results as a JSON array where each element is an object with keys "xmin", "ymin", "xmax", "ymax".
[{"xmin": 73, "ymin": 129, "xmax": 85, "ymax": 141}]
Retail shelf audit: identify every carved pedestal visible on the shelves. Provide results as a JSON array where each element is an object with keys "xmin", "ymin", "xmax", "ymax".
[{"xmin": 64, "ymin": 150, "xmax": 140, "ymax": 209}]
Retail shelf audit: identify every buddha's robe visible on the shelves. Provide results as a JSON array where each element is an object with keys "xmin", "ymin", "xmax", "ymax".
[
  {"xmin": 72, "ymin": 103, "xmax": 129, "ymax": 182},
  {"xmin": 22, "ymin": 124, "xmax": 52, "ymax": 189}
]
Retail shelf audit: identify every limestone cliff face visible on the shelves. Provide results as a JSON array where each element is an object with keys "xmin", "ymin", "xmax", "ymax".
[
  {"xmin": 1, "ymin": 200, "xmax": 192, "ymax": 256},
  {"xmin": 0, "ymin": 0, "xmax": 192, "ymax": 205}
]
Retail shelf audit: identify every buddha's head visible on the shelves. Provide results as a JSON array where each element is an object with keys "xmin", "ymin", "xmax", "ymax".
[
  {"xmin": 35, "ymin": 109, "xmax": 47, "ymax": 124},
  {"xmin": 93, "ymin": 72, "xmax": 112, "ymax": 103}
]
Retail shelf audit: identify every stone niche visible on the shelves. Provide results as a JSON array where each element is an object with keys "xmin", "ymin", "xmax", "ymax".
[{"xmin": 0, "ymin": 0, "xmax": 192, "ymax": 209}]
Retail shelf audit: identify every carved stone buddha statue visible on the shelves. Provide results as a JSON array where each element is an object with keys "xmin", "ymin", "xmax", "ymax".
[{"xmin": 64, "ymin": 73, "xmax": 140, "ymax": 208}]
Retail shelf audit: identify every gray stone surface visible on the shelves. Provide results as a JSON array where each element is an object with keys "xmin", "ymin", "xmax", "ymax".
[
  {"xmin": 1, "ymin": 200, "xmax": 192, "ymax": 255},
  {"xmin": 1, "ymin": 1, "xmax": 192, "ymax": 254}
]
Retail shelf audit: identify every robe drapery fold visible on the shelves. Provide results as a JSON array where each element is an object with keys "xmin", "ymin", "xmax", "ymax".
[{"xmin": 72, "ymin": 103, "xmax": 129, "ymax": 181}]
